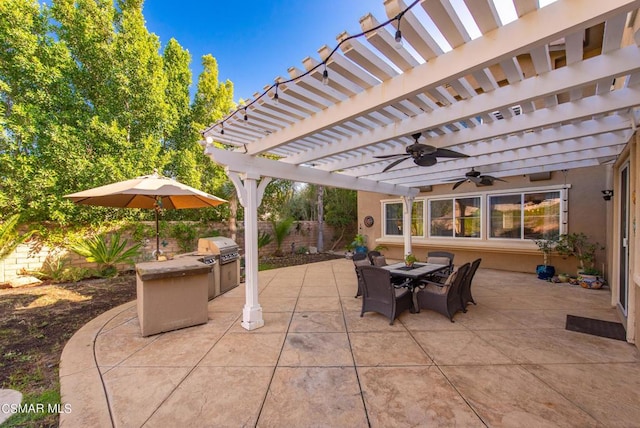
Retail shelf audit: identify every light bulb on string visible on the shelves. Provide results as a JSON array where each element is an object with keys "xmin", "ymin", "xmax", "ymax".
[
  {"xmin": 244, "ymin": 108, "xmax": 248, "ymax": 121},
  {"xmin": 205, "ymin": 0, "xmax": 421, "ymax": 134},
  {"xmin": 220, "ymin": 123, "xmax": 224, "ymax": 135},
  {"xmin": 395, "ymin": 15, "xmax": 404, "ymax": 49}
]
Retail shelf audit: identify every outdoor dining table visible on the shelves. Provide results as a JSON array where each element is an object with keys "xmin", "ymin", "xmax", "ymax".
[{"xmin": 381, "ymin": 262, "xmax": 449, "ymax": 313}]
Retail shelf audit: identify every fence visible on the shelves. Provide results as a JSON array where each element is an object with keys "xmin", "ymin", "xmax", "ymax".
[{"xmin": 0, "ymin": 220, "xmax": 339, "ymax": 284}]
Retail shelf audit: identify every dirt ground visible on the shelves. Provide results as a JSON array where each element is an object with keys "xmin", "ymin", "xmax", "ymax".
[{"xmin": 0, "ymin": 252, "xmax": 343, "ymax": 427}]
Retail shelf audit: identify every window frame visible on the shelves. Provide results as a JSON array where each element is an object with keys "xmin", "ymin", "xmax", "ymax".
[
  {"xmin": 379, "ymin": 184, "xmax": 568, "ymax": 245},
  {"xmin": 487, "ymin": 189, "xmax": 564, "ymax": 242},
  {"xmin": 381, "ymin": 198, "xmax": 426, "ymax": 238},
  {"xmin": 427, "ymin": 196, "xmax": 483, "ymax": 239}
]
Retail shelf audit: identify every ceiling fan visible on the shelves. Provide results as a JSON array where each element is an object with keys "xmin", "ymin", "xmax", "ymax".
[
  {"xmin": 374, "ymin": 132, "xmax": 468, "ymax": 172},
  {"xmin": 449, "ymin": 168, "xmax": 506, "ymax": 189}
]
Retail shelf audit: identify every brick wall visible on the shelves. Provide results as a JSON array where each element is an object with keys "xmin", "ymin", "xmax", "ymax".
[{"xmin": 0, "ymin": 220, "xmax": 338, "ymax": 283}]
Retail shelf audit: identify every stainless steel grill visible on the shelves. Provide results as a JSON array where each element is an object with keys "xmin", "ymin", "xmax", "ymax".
[{"xmin": 198, "ymin": 237, "xmax": 240, "ymax": 294}]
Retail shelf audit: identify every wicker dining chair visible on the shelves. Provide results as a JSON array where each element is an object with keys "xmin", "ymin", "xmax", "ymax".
[
  {"xmin": 460, "ymin": 258, "xmax": 482, "ymax": 310},
  {"xmin": 416, "ymin": 263, "xmax": 469, "ymax": 322},
  {"xmin": 357, "ymin": 265, "xmax": 413, "ymax": 325},
  {"xmin": 426, "ymin": 251, "xmax": 455, "ymax": 274},
  {"xmin": 353, "ymin": 258, "xmax": 372, "ymax": 298}
]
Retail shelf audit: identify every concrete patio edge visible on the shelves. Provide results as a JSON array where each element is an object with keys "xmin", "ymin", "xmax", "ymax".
[{"xmin": 59, "ymin": 301, "xmax": 136, "ymax": 427}]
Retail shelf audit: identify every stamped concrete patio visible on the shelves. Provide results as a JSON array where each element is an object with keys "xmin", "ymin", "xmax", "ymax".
[{"xmin": 60, "ymin": 258, "xmax": 640, "ymax": 427}]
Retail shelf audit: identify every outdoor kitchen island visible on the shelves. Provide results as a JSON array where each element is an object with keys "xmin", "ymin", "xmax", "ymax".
[{"xmin": 135, "ymin": 257, "xmax": 211, "ymax": 337}]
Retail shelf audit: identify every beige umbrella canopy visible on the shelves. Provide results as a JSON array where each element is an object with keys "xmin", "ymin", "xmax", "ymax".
[{"xmin": 65, "ymin": 172, "xmax": 227, "ymax": 258}]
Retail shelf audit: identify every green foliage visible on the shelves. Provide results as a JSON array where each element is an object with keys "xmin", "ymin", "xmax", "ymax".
[
  {"xmin": 257, "ymin": 230, "xmax": 273, "ymax": 249},
  {"xmin": 169, "ymin": 222, "xmax": 198, "ymax": 253},
  {"xmin": 271, "ymin": 217, "xmax": 294, "ymax": 257},
  {"xmin": 555, "ymin": 233, "xmax": 604, "ymax": 274},
  {"xmin": 405, "ymin": 253, "xmax": 417, "ymax": 265},
  {"xmin": 1, "ymin": 0, "xmax": 234, "ymax": 226},
  {"xmin": 296, "ymin": 246, "xmax": 308, "ymax": 255},
  {"xmin": 534, "ymin": 238, "xmax": 557, "ymax": 266},
  {"xmin": 30, "ymin": 255, "xmax": 92, "ymax": 283},
  {"xmin": 69, "ymin": 232, "xmax": 141, "ymax": 277},
  {"xmin": 0, "ymin": 214, "xmax": 36, "ymax": 261},
  {"xmin": 3, "ymin": 386, "xmax": 60, "ymax": 427}
]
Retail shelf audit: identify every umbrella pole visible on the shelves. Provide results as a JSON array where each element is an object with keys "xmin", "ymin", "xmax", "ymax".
[{"xmin": 155, "ymin": 208, "xmax": 160, "ymax": 259}]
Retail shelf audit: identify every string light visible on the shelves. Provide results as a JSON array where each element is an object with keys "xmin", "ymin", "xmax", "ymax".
[
  {"xmin": 205, "ymin": 0, "xmax": 421, "ymax": 136},
  {"xmin": 395, "ymin": 13, "xmax": 404, "ymax": 49}
]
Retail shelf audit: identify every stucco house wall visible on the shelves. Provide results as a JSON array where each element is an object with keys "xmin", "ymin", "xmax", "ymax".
[{"xmin": 357, "ymin": 165, "xmax": 608, "ymax": 276}]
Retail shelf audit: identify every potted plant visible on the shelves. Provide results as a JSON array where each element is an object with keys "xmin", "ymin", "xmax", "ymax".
[
  {"xmin": 555, "ymin": 233, "xmax": 605, "ymax": 288},
  {"xmin": 351, "ymin": 234, "xmax": 368, "ymax": 254},
  {"xmin": 404, "ymin": 253, "xmax": 417, "ymax": 267},
  {"xmin": 534, "ymin": 238, "xmax": 557, "ymax": 280}
]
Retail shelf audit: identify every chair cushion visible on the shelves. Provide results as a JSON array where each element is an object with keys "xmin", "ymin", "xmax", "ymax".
[
  {"xmin": 427, "ymin": 256, "xmax": 451, "ymax": 266},
  {"xmin": 353, "ymin": 259, "xmax": 371, "ymax": 267},
  {"xmin": 372, "ymin": 255, "xmax": 387, "ymax": 267},
  {"xmin": 442, "ymin": 270, "xmax": 458, "ymax": 286},
  {"xmin": 424, "ymin": 283, "xmax": 447, "ymax": 294}
]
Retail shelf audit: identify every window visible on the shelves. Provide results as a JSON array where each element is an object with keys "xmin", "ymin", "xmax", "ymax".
[
  {"xmin": 383, "ymin": 200, "xmax": 424, "ymax": 236},
  {"xmin": 429, "ymin": 197, "xmax": 481, "ymax": 238},
  {"xmin": 489, "ymin": 191, "xmax": 561, "ymax": 240}
]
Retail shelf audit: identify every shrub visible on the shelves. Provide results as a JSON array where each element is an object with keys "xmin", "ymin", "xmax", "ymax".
[
  {"xmin": 0, "ymin": 214, "xmax": 36, "ymax": 261},
  {"xmin": 69, "ymin": 232, "xmax": 141, "ymax": 277},
  {"xmin": 169, "ymin": 222, "xmax": 198, "ymax": 253}
]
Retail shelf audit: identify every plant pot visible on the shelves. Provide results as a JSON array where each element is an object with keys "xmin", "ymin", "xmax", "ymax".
[
  {"xmin": 536, "ymin": 264, "xmax": 555, "ymax": 280},
  {"xmin": 557, "ymin": 273, "xmax": 570, "ymax": 283},
  {"xmin": 578, "ymin": 273, "xmax": 603, "ymax": 289},
  {"xmin": 355, "ymin": 245, "xmax": 368, "ymax": 254}
]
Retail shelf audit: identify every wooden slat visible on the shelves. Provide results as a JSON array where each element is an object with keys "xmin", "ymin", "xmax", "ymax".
[
  {"xmin": 360, "ymin": 13, "xmax": 420, "ymax": 72},
  {"xmin": 337, "ymin": 31, "xmax": 398, "ymax": 81},
  {"xmin": 384, "ymin": 0, "xmax": 442, "ymax": 61},
  {"xmin": 420, "ymin": 0, "xmax": 470, "ymax": 48},
  {"xmin": 513, "ymin": 0, "xmax": 538, "ymax": 17},
  {"xmin": 463, "ymin": 0, "xmax": 500, "ymax": 34}
]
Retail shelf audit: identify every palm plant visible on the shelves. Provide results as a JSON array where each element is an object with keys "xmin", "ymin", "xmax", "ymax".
[
  {"xmin": 69, "ymin": 232, "xmax": 141, "ymax": 277},
  {"xmin": 271, "ymin": 218, "xmax": 293, "ymax": 257},
  {"xmin": 0, "ymin": 214, "xmax": 36, "ymax": 261}
]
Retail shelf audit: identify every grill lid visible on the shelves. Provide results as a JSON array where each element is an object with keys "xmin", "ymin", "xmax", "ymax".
[{"xmin": 198, "ymin": 236, "xmax": 239, "ymax": 255}]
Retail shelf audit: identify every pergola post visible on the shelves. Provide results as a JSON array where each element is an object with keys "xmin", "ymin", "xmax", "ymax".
[
  {"xmin": 227, "ymin": 171, "xmax": 271, "ymax": 330},
  {"xmin": 402, "ymin": 195, "xmax": 414, "ymax": 257}
]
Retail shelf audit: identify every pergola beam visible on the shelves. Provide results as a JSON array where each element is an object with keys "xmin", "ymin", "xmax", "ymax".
[
  {"xmin": 203, "ymin": 146, "xmax": 418, "ymax": 197},
  {"xmin": 236, "ymin": 0, "xmax": 639, "ymax": 156}
]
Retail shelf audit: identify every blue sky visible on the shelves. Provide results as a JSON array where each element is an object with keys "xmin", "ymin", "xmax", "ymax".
[{"xmin": 142, "ymin": 0, "xmax": 389, "ymax": 102}]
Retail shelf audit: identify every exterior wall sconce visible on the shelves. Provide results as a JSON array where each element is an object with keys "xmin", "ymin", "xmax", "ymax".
[{"xmin": 602, "ymin": 190, "xmax": 614, "ymax": 201}]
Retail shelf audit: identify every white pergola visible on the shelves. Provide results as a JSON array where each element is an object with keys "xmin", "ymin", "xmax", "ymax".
[{"xmin": 201, "ymin": 0, "xmax": 640, "ymax": 330}]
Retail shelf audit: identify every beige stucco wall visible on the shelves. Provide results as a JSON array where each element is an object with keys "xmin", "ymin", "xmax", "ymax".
[{"xmin": 357, "ymin": 165, "xmax": 609, "ymax": 276}]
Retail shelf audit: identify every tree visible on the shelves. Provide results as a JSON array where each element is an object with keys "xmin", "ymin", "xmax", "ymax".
[
  {"xmin": 324, "ymin": 188, "xmax": 357, "ymax": 250},
  {"xmin": 0, "ymin": 0, "xmax": 238, "ymax": 230},
  {"xmin": 0, "ymin": 214, "xmax": 36, "ymax": 261}
]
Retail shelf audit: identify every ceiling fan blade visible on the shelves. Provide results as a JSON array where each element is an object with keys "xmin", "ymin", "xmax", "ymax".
[
  {"xmin": 382, "ymin": 156, "xmax": 409, "ymax": 172},
  {"xmin": 490, "ymin": 176, "xmax": 507, "ymax": 182},
  {"xmin": 452, "ymin": 179, "xmax": 466, "ymax": 190},
  {"xmin": 374, "ymin": 153, "xmax": 407, "ymax": 159},
  {"xmin": 414, "ymin": 154, "xmax": 437, "ymax": 167},
  {"xmin": 477, "ymin": 177, "xmax": 494, "ymax": 186},
  {"xmin": 433, "ymin": 148, "xmax": 469, "ymax": 158}
]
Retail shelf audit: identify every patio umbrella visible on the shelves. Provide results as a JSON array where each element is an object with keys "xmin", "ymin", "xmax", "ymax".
[{"xmin": 64, "ymin": 171, "xmax": 227, "ymax": 258}]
